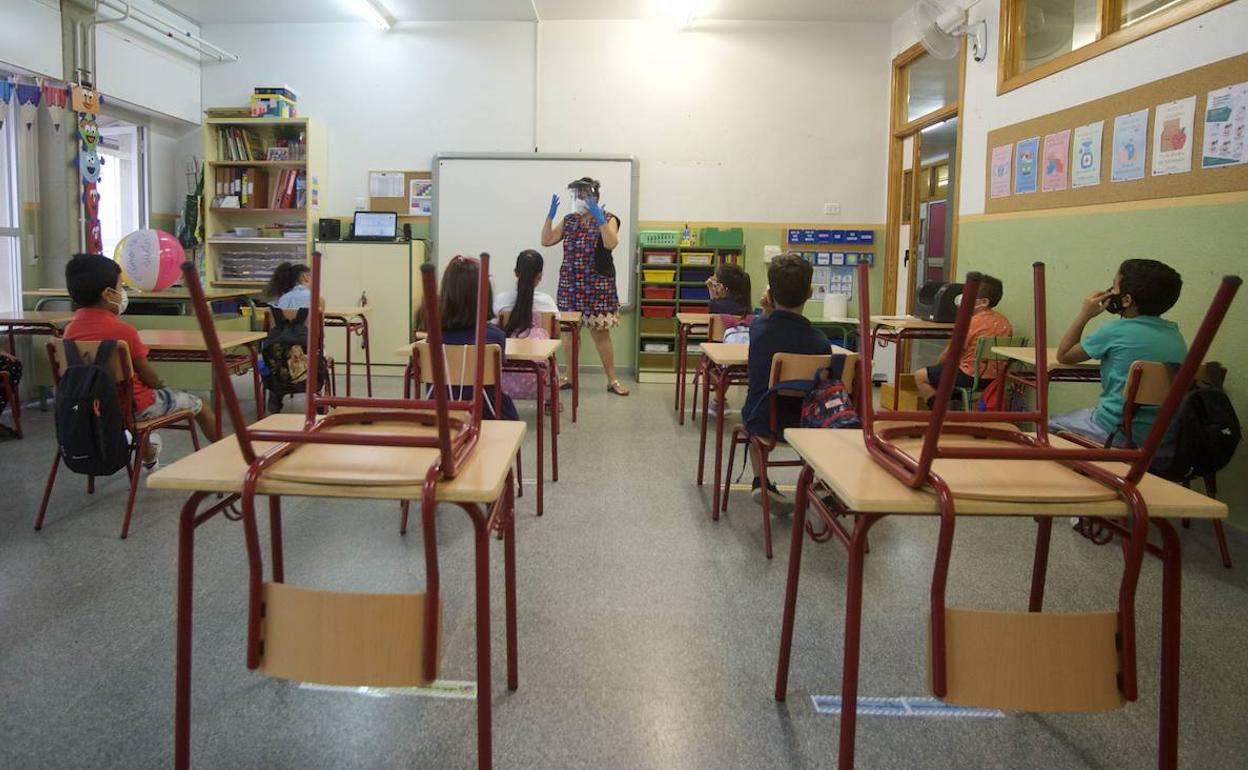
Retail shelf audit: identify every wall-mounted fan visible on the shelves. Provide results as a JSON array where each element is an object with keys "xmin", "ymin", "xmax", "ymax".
[{"xmin": 913, "ymin": 0, "xmax": 987, "ymax": 62}]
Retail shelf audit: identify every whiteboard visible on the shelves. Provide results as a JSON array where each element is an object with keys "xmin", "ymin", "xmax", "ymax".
[{"xmin": 433, "ymin": 154, "xmax": 639, "ymax": 308}]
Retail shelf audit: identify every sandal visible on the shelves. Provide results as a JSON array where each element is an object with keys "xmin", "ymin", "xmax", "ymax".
[
  {"xmin": 607, "ymin": 380, "xmax": 630, "ymax": 397},
  {"xmin": 559, "ymin": 376, "xmax": 572, "ymax": 390}
]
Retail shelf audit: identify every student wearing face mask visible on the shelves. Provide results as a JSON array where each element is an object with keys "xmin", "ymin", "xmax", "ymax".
[
  {"xmin": 63, "ymin": 254, "xmax": 218, "ymax": 467},
  {"xmin": 540, "ymin": 176, "xmax": 629, "ymax": 396},
  {"xmin": 1052, "ymin": 258, "xmax": 1187, "ymax": 448}
]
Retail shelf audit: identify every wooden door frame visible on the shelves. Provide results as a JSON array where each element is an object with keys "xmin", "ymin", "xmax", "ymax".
[{"xmin": 883, "ymin": 41, "xmax": 966, "ymax": 314}]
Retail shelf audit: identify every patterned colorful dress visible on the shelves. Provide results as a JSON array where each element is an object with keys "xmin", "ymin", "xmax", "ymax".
[{"xmin": 557, "ymin": 212, "xmax": 620, "ymax": 330}]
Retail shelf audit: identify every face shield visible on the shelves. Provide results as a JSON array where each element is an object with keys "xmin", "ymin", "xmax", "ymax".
[{"xmin": 567, "ymin": 179, "xmax": 600, "ymax": 215}]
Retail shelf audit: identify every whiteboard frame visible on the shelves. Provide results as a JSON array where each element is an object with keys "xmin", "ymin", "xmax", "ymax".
[{"xmin": 432, "ymin": 152, "xmax": 641, "ymax": 310}]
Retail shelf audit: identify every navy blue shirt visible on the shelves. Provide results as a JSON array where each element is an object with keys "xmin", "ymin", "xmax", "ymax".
[
  {"xmin": 741, "ymin": 310, "xmax": 832, "ymax": 437},
  {"xmin": 437, "ymin": 324, "xmax": 518, "ymax": 421}
]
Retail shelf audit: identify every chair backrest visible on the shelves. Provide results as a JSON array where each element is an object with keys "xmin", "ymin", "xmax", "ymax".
[
  {"xmin": 709, "ymin": 313, "xmax": 754, "ymax": 343},
  {"xmin": 1124, "ymin": 360, "xmax": 1224, "ymax": 406},
  {"xmin": 768, "ymin": 352, "xmax": 859, "ymax": 397},
  {"xmin": 412, "ymin": 342, "xmax": 501, "ymax": 386},
  {"xmin": 973, "ymin": 335, "xmax": 1028, "ymax": 363},
  {"xmin": 497, "ymin": 310, "xmax": 557, "ymax": 339},
  {"xmin": 48, "ymin": 338, "xmax": 132, "ymax": 384}
]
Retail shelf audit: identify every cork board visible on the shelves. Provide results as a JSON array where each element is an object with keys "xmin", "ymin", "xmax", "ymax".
[
  {"xmin": 984, "ymin": 52, "xmax": 1248, "ymax": 215},
  {"xmin": 368, "ymin": 170, "xmax": 433, "ymax": 218}
]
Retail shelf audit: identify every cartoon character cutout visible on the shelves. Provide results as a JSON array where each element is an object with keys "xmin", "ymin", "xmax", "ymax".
[
  {"xmin": 80, "ymin": 149, "xmax": 103, "ymax": 183},
  {"xmin": 78, "ymin": 115, "xmax": 100, "ymax": 148},
  {"xmin": 83, "ymin": 184, "xmax": 100, "ymax": 219}
]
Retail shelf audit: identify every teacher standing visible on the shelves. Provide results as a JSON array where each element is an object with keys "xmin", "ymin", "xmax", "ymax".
[{"xmin": 541, "ymin": 176, "xmax": 629, "ymax": 396}]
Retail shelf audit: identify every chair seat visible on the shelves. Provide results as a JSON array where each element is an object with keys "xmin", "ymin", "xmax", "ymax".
[
  {"xmin": 932, "ymin": 607, "xmax": 1124, "ymax": 713},
  {"xmin": 260, "ymin": 582, "xmax": 441, "ymax": 687},
  {"xmin": 264, "ymin": 420, "xmax": 452, "ymax": 486},
  {"xmin": 135, "ymin": 409, "xmax": 197, "ymax": 431}
]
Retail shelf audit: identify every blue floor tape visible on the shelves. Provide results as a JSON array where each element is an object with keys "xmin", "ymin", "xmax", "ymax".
[{"xmin": 812, "ymin": 695, "xmax": 1004, "ymax": 719}]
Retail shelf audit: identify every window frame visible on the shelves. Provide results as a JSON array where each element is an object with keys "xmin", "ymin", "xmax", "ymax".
[{"xmin": 997, "ymin": 0, "xmax": 1235, "ymax": 95}]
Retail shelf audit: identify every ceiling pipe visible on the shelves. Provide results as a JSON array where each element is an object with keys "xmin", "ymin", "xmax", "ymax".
[{"xmin": 95, "ymin": 0, "xmax": 240, "ymax": 63}]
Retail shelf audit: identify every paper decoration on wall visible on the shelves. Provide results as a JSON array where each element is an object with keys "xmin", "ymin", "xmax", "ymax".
[
  {"xmin": 79, "ymin": 111, "xmax": 104, "ymax": 253},
  {"xmin": 86, "ymin": 217, "xmax": 103, "ymax": 255},
  {"xmin": 79, "ymin": 148, "xmax": 103, "ymax": 183},
  {"xmin": 1202, "ymin": 81, "xmax": 1248, "ymax": 169},
  {"xmin": 1151, "ymin": 96, "xmax": 1196, "ymax": 176},
  {"xmin": 989, "ymin": 144, "xmax": 1012, "ymax": 198},
  {"xmin": 409, "ymin": 179, "xmax": 433, "ymax": 216},
  {"xmin": 1014, "ymin": 137, "xmax": 1039, "ymax": 194},
  {"xmin": 78, "ymin": 114, "xmax": 100, "ymax": 148},
  {"xmin": 83, "ymin": 184, "xmax": 100, "ymax": 219},
  {"xmin": 41, "ymin": 83, "xmax": 68, "ymax": 132},
  {"xmin": 1041, "ymin": 130, "xmax": 1070, "ymax": 192},
  {"xmin": 0, "ymin": 81, "xmax": 11, "ymax": 130},
  {"xmin": 16, "ymin": 83, "xmax": 41, "ymax": 130},
  {"xmin": 1071, "ymin": 121, "xmax": 1104, "ymax": 188},
  {"xmin": 1110, "ymin": 109, "xmax": 1148, "ymax": 182},
  {"xmin": 71, "ymin": 84, "xmax": 100, "ymax": 114}
]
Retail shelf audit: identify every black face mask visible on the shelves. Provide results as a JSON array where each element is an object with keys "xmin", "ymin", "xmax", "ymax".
[{"xmin": 1104, "ymin": 293, "xmax": 1125, "ymax": 315}]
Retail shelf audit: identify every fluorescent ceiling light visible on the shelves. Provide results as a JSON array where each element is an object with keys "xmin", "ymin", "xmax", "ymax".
[
  {"xmin": 667, "ymin": 0, "xmax": 705, "ymax": 29},
  {"xmin": 347, "ymin": 0, "xmax": 394, "ymax": 31}
]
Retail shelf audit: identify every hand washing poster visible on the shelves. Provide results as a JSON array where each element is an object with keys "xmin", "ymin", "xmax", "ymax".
[
  {"xmin": 1202, "ymin": 81, "xmax": 1248, "ymax": 169},
  {"xmin": 1151, "ymin": 96, "xmax": 1196, "ymax": 176},
  {"xmin": 1071, "ymin": 121, "xmax": 1104, "ymax": 188},
  {"xmin": 1041, "ymin": 130, "xmax": 1070, "ymax": 192},
  {"xmin": 1111, "ymin": 109, "xmax": 1148, "ymax": 182},
  {"xmin": 1014, "ymin": 137, "xmax": 1039, "ymax": 194},
  {"xmin": 989, "ymin": 144, "xmax": 1013, "ymax": 198}
]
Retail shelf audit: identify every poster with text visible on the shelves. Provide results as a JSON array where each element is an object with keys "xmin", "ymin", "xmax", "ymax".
[
  {"xmin": 1014, "ymin": 137, "xmax": 1039, "ymax": 194},
  {"xmin": 990, "ymin": 144, "xmax": 1013, "ymax": 198},
  {"xmin": 1151, "ymin": 96, "xmax": 1196, "ymax": 176},
  {"xmin": 1041, "ymin": 130, "xmax": 1071, "ymax": 192},
  {"xmin": 1202, "ymin": 81, "xmax": 1248, "ymax": 168},
  {"xmin": 1071, "ymin": 120, "xmax": 1104, "ymax": 188},
  {"xmin": 1111, "ymin": 109, "xmax": 1148, "ymax": 182}
]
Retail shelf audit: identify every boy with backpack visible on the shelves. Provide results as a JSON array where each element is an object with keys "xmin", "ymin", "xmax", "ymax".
[{"xmin": 63, "ymin": 254, "xmax": 218, "ymax": 468}]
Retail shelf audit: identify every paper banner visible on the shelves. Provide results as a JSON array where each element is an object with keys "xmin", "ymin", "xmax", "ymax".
[
  {"xmin": 41, "ymin": 83, "xmax": 68, "ymax": 132},
  {"xmin": 989, "ymin": 144, "xmax": 1012, "ymax": 198},
  {"xmin": 1151, "ymin": 96, "xmax": 1196, "ymax": 176},
  {"xmin": 1202, "ymin": 81, "xmax": 1248, "ymax": 169},
  {"xmin": 16, "ymin": 83, "xmax": 41, "ymax": 131},
  {"xmin": 1071, "ymin": 121, "xmax": 1105, "ymax": 188},
  {"xmin": 1041, "ymin": 130, "xmax": 1070, "ymax": 192},
  {"xmin": 0, "ymin": 81, "xmax": 11, "ymax": 130}
]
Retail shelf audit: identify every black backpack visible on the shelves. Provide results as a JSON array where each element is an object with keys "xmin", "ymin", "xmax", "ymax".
[
  {"xmin": 54, "ymin": 339, "xmax": 129, "ymax": 476},
  {"xmin": 260, "ymin": 308, "xmax": 328, "ymax": 397},
  {"xmin": 1153, "ymin": 363, "xmax": 1241, "ymax": 483}
]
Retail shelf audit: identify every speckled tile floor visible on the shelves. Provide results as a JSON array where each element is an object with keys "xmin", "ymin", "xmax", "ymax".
[{"xmin": 2, "ymin": 371, "xmax": 1247, "ymax": 769}]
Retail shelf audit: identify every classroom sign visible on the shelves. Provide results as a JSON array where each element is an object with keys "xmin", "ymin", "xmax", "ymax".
[
  {"xmin": 1111, "ymin": 109, "xmax": 1148, "ymax": 182},
  {"xmin": 1202, "ymin": 81, "xmax": 1248, "ymax": 169},
  {"xmin": 989, "ymin": 144, "xmax": 1012, "ymax": 198},
  {"xmin": 1071, "ymin": 121, "xmax": 1104, "ymax": 188},
  {"xmin": 1042, "ymin": 130, "xmax": 1070, "ymax": 192},
  {"xmin": 1014, "ymin": 137, "xmax": 1039, "ymax": 194},
  {"xmin": 1151, "ymin": 96, "xmax": 1196, "ymax": 176}
]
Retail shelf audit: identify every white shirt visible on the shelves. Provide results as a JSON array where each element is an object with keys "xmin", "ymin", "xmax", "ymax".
[{"xmin": 494, "ymin": 289, "xmax": 560, "ymax": 316}]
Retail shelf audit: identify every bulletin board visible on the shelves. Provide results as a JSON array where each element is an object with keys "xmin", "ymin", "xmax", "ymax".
[
  {"xmin": 368, "ymin": 170, "xmax": 434, "ymax": 217},
  {"xmin": 984, "ymin": 52, "xmax": 1248, "ymax": 215}
]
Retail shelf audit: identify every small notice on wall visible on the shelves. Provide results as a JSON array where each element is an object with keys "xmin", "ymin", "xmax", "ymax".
[
  {"xmin": 1151, "ymin": 96, "xmax": 1196, "ymax": 176},
  {"xmin": 1202, "ymin": 81, "xmax": 1248, "ymax": 169},
  {"xmin": 1041, "ymin": 130, "xmax": 1070, "ymax": 192},
  {"xmin": 409, "ymin": 179, "xmax": 433, "ymax": 216},
  {"xmin": 1071, "ymin": 121, "xmax": 1104, "ymax": 188},
  {"xmin": 1111, "ymin": 109, "xmax": 1149, "ymax": 182},
  {"xmin": 990, "ymin": 144, "xmax": 1012, "ymax": 198},
  {"xmin": 1014, "ymin": 137, "xmax": 1039, "ymax": 194},
  {"xmin": 369, "ymin": 171, "xmax": 404, "ymax": 198}
]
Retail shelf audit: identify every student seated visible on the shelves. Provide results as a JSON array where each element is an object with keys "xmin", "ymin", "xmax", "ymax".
[
  {"xmin": 262, "ymin": 261, "xmax": 327, "ymax": 414},
  {"xmin": 498, "ymin": 250, "xmax": 562, "ymax": 405},
  {"xmin": 1052, "ymin": 258, "xmax": 1186, "ymax": 447},
  {"xmin": 63, "ymin": 254, "xmax": 218, "ymax": 466},
  {"xmin": 707, "ymin": 263, "xmax": 753, "ymax": 317},
  {"xmin": 0, "ymin": 350, "xmax": 21, "ymax": 437},
  {"xmin": 914, "ymin": 273, "xmax": 1012, "ymax": 405},
  {"xmin": 741, "ymin": 253, "xmax": 831, "ymax": 505},
  {"xmin": 265, "ymin": 261, "xmax": 313, "ymax": 319},
  {"xmin": 432, "ymin": 255, "xmax": 518, "ymax": 421}
]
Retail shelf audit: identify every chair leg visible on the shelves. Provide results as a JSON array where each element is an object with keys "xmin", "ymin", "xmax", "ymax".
[
  {"xmin": 34, "ymin": 449, "xmax": 62, "ymax": 530},
  {"xmin": 87, "ymin": 475, "xmax": 95, "ymax": 495},
  {"xmin": 187, "ymin": 416, "xmax": 201, "ymax": 451},
  {"xmin": 758, "ymin": 442, "xmax": 774, "ymax": 559},
  {"xmin": 120, "ymin": 430, "xmax": 149, "ymax": 539},
  {"xmin": 1203, "ymin": 475, "xmax": 1231, "ymax": 568},
  {"xmin": 515, "ymin": 452, "xmax": 523, "ymax": 499},
  {"xmin": 399, "ymin": 500, "xmax": 410, "ymax": 535},
  {"xmin": 722, "ymin": 429, "xmax": 742, "ymax": 513}
]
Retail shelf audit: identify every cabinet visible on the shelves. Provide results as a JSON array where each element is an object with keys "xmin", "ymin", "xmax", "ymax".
[{"xmin": 314, "ymin": 241, "xmax": 424, "ymax": 370}]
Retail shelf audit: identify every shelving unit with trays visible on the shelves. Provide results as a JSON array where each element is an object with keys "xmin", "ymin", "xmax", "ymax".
[
  {"xmin": 635, "ymin": 231, "xmax": 743, "ymax": 381},
  {"xmin": 202, "ymin": 116, "xmax": 326, "ymax": 288}
]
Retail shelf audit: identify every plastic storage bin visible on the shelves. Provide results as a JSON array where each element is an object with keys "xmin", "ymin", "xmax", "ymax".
[
  {"xmin": 641, "ymin": 305, "xmax": 676, "ymax": 318},
  {"xmin": 638, "ymin": 230, "xmax": 680, "ymax": 247},
  {"xmin": 639, "ymin": 316, "xmax": 675, "ymax": 335},
  {"xmin": 643, "ymin": 287, "xmax": 676, "ymax": 300},
  {"xmin": 643, "ymin": 251, "xmax": 676, "ymax": 265},
  {"xmin": 680, "ymin": 287, "xmax": 711, "ymax": 301},
  {"xmin": 698, "ymin": 227, "xmax": 744, "ymax": 248},
  {"xmin": 643, "ymin": 269, "xmax": 677, "ymax": 283},
  {"xmin": 682, "ymin": 266, "xmax": 714, "ymax": 283},
  {"xmin": 681, "ymin": 252, "xmax": 714, "ymax": 265}
]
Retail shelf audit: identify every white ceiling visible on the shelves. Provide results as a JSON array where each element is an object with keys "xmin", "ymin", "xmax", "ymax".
[{"xmin": 160, "ymin": 0, "xmax": 913, "ymax": 25}]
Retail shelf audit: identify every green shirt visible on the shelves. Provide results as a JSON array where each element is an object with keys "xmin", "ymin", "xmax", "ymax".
[{"xmin": 1082, "ymin": 315, "xmax": 1187, "ymax": 443}]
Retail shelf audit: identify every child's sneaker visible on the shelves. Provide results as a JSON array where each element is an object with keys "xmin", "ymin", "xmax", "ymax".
[
  {"xmin": 751, "ymin": 476, "xmax": 784, "ymax": 506},
  {"xmin": 142, "ymin": 433, "xmax": 163, "ymax": 471}
]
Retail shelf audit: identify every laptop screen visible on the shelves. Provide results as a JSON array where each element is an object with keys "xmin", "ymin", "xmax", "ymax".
[{"xmin": 353, "ymin": 211, "xmax": 397, "ymax": 239}]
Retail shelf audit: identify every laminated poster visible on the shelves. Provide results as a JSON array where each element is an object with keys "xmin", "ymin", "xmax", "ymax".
[
  {"xmin": 1071, "ymin": 121, "xmax": 1104, "ymax": 188},
  {"xmin": 1041, "ymin": 130, "xmax": 1070, "ymax": 192},
  {"xmin": 989, "ymin": 144, "xmax": 1012, "ymax": 198},
  {"xmin": 1151, "ymin": 96, "xmax": 1196, "ymax": 176},
  {"xmin": 1202, "ymin": 81, "xmax": 1248, "ymax": 169},
  {"xmin": 1111, "ymin": 109, "xmax": 1148, "ymax": 182},
  {"xmin": 1014, "ymin": 137, "xmax": 1039, "ymax": 195}
]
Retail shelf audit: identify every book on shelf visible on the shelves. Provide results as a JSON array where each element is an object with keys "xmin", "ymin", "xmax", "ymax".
[{"xmin": 212, "ymin": 167, "xmax": 270, "ymax": 209}]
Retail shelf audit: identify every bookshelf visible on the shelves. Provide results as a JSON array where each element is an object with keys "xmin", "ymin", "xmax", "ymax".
[
  {"xmin": 202, "ymin": 116, "xmax": 326, "ymax": 287},
  {"xmin": 635, "ymin": 242, "xmax": 743, "ymax": 382}
]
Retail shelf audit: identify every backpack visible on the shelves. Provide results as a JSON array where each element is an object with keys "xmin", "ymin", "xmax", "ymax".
[
  {"xmin": 1152, "ymin": 365, "xmax": 1241, "ymax": 482},
  {"xmin": 720, "ymin": 314, "xmax": 753, "ymax": 345},
  {"xmin": 746, "ymin": 354, "xmax": 860, "ymax": 431},
  {"xmin": 261, "ymin": 309, "xmax": 329, "ymax": 397},
  {"xmin": 54, "ymin": 339, "xmax": 129, "ymax": 476}
]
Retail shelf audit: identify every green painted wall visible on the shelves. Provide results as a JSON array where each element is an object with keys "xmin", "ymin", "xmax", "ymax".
[{"xmin": 958, "ymin": 200, "xmax": 1248, "ymax": 529}]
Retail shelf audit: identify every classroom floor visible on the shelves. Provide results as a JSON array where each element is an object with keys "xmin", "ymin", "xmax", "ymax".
[{"xmin": 3, "ymin": 372, "xmax": 1248, "ymax": 769}]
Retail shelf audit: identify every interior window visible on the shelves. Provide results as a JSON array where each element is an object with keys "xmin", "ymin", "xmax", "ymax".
[{"xmin": 97, "ymin": 116, "xmax": 147, "ymax": 258}]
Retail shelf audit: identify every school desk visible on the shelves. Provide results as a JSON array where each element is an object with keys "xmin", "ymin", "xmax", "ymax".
[
  {"xmin": 139, "ymin": 329, "xmax": 268, "ymax": 437},
  {"xmin": 992, "ymin": 345, "xmax": 1102, "ymax": 386},
  {"xmin": 557, "ymin": 311, "xmax": 581, "ymax": 422},
  {"xmin": 397, "ymin": 337, "xmax": 561, "ymax": 516},
  {"xmin": 696, "ymin": 342, "xmax": 851, "ymax": 517},
  {"xmin": 870, "ymin": 315, "xmax": 955, "ymax": 409},
  {"xmin": 323, "ymin": 306, "xmax": 373, "ymax": 397},
  {"xmin": 147, "ymin": 415, "xmax": 525, "ymax": 770},
  {"xmin": 0, "ymin": 310, "xmax": 72, "ymax": 355},
  {"xmin": 774, "ymin": 427, "xmax": 1225, "ymax": 770},
  {"xmin": 26, "ymin": 287, "xmax": 263, "ymax": 326}
]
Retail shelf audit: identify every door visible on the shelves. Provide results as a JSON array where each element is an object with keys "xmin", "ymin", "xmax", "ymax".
[
  {"xmin": 893, "ymin": 135, "xmax": 915, "ymax": 315},
  {"xmin": 0, "ymin": 96, "xmax": 20, "ymax": 315},
  {"xmin": 914, "ymin": 117, "xmax": 958, "ymax": 290}
]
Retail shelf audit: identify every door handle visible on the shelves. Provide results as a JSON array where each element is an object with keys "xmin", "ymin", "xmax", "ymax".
[{"xmin": 903, "ymin": 249, "xmax": 910, "ymax": 267}]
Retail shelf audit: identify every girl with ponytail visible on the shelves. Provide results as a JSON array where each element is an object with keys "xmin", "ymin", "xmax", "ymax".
[{"xmin": 496, "ymin": 249, "xmax": 564, "ymax": 406}]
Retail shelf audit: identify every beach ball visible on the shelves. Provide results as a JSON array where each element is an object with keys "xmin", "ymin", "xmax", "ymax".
[{"xmin": 114, "ymin": 229, "xmax": 185, "ymax": 291}]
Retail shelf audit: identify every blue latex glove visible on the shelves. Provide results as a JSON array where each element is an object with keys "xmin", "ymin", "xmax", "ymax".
[
  {"xmin": 585, "ymin": 196, "xmax": 607, "ymax": 226},
  {"xmin": 547, "ymin": 194, "xmax": 560, "ymax": 220}
]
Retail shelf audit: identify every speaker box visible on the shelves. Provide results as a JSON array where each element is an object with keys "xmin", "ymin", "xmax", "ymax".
[
  {"xmin": 403, "ymin": 222, "xmax": 412, "ymax": 241},
  {"xmin": 318, "ymin": 218, "xmax": 342, "ymax": 241}
]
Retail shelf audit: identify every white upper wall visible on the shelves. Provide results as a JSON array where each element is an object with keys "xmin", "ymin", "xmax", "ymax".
[
  {"xmin": 0, "ymin": 0, "xmax": 62, "ymax": 78},
  {"xmin": 539, "ymin": 20, "xmax": 892, "ymax": 223},
  {"xmin": 201, "ymin": 22, "xmax": 537, "ymax": 216},
  {"xmin": 95, "ymin": 0, "xmax": 204, "ymax": 124}
]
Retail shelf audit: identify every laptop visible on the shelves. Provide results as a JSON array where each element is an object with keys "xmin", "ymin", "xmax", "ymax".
[{"xmin": 351, "ymin": 211, "xmax": 398, "ymax": 241}]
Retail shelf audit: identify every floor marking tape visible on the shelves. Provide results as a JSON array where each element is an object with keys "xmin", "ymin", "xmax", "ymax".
[
  {"xmin": 298, "ymin": 680, "xmax": 477, "ymax": 700},
  {"xmin": 812, "ymin": 695, "xmax": 1004, "ymax": 719}
]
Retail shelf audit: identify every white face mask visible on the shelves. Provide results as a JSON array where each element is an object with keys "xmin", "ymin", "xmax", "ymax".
[
  {"xmin": 111, "ymin": 286, "xmax": 129, "ymax": 315},
  {"xmin": 571, "ymin": 197, "xmax": 588, "ymax": 215}
]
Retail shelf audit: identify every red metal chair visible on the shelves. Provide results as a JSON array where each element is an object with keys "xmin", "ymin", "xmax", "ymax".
[
  {"xmin": 0, "ymin": 366, "xmax": 20, "ymax": 439},
  {"xmin": 689, "ymin": 313, "xmax": 751, "ymax": 421},
  {"xmin": 34, "ymin": 338, "xmax": 201, "ymax": 538}
]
